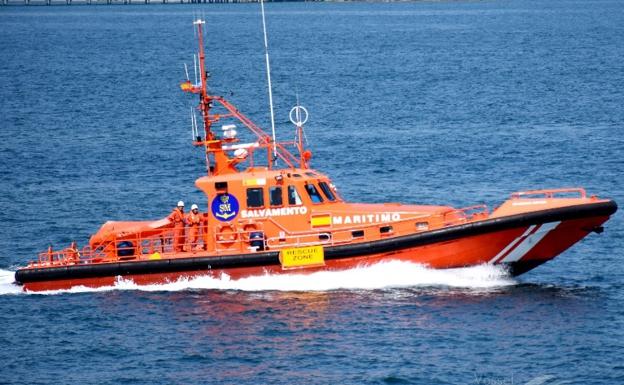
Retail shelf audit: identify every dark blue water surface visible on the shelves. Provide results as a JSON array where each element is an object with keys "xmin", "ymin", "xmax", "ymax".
[{"xmin": 1, "ymin": 1, "xmax": 623, "ymax": 384}]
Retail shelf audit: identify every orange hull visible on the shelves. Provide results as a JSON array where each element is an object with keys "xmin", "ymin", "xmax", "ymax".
[{"xmin": 18, "ymin": 204, "xmax": 614, "ymax": 292}]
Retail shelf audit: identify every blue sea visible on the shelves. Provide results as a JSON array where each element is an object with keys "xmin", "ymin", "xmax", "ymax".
[{"xmin": 1, "ymin": 1, "xmax": 623, "ymax": 384}]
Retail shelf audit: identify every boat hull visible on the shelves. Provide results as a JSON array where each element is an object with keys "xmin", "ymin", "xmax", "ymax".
[{"xmin": 15, "ymin": 200, "xmax": 617, "ymax": 292}]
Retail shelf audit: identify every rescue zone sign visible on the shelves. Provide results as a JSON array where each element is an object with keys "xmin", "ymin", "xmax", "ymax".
[{"xmin": 279, "ymin": 245, "xmax": 325, "ymax": 269}]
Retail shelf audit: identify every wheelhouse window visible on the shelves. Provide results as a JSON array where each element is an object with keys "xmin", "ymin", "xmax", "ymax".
[
  {"xmin": 269, "ymin": 186, "xmax": 283, "ymax": 206},
  {"xmin": 305, "ymin": 184, "xmax": 324, "ymax": 204},
  {"xmin": 288, "ymin": 185, "xmax": 302, "ymax": 205},
  {"xmin": 247, "ymin": 188, "xmax": 264, "ymax": 208},
  {"xmin": 318, "ymin": 181, "xmax": 336, "ymax": 202}
]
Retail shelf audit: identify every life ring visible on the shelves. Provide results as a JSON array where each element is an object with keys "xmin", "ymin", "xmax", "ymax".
[
  {"xmin": 216, "ymin": 224, "xmax": 238, "ymax": 244},
  {"xmin": 241, "ymin": 221, "xmax": 259, "ymax": 240},
  {"xmin": 65, "ymin": 241, "xmax": 81, "ymax": 264},
  {"xmin": 64, "ymin": 247, "xmax": 80, "ymax": 263}
]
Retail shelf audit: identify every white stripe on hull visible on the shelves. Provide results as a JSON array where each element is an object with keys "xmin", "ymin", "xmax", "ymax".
[
  {"xmin": 499, "ymin": 221, "xmax": 561, "ymax": 263},
  {"xmin": 489, "ymin": 225, "xmax": 536, "ymax": 264},
  {"xmin": 489, "ymin": 221, "xmax": 561, "ymax": 265}
]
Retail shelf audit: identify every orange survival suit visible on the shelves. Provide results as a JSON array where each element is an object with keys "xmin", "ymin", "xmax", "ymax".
[
  {"xmin": 186, "ymin": 209, "xmax": 202, "ymax": 250},
  {"xmin": 168, "ymin": 206, "xmax": 186, "ymax": 252}
]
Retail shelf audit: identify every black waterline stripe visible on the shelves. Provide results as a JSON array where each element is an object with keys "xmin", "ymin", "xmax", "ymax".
[{"xmin": 15, "ymin": 200, "xmax": 617, "ymax": 284}]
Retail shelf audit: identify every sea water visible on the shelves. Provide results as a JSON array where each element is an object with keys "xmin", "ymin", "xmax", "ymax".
[{"xmin": 0, "ymin": 1, "xmax": 623, "ymax": 384}]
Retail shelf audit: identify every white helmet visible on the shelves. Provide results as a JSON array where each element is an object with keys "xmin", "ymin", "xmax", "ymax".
[
  {"xmin": 177, "ymin": 200, "xmax": 185, "ymax": 207},
  {"xmin": 191, "ymin": 204, "xmax": 199, "ymax": 210}
]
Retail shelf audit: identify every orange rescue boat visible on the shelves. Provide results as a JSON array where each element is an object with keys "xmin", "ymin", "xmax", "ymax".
[{"xmin": 14, "ymin": 19, "xmax": 617, "ymax": 292}]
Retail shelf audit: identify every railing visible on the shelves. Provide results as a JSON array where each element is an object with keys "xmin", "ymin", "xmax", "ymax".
[
  {"xmin": 30, "ymin": 204, "xmax": 494, "ymax": 268},
  {"xmin": 34, "ymin": 227, "xmax": 196, "ymax": 267},
  {"xmin": 265, "ymin": 205, "xmax": 491, "ymax": 248},
  {"xmin": 34, "ymin": 250, "xmax": 78, "ymax": 267},
  {"xmin": 442, "ymin": 204, "xmax": 489, "ymax": 225},
  {"xmin": 263, "ymin": 214, "xmax": 402, "ymax": 248},
  {"xmin": 266, "ymin": 232, "xmax": 334, "ymax": 248},
  {"xmin": 511, "ymin": 188, "xmax": 586, "ymax": 200},
  {"xmin": 213, "ymin": 96, "xmax": 298, "ymax": 169}
]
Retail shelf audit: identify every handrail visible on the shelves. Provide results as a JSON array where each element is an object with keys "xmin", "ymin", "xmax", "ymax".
[
  {"xmin": 442, "ymin": 204, "xmax": 489, "ymax": 223},
  {"xmin": 29, "ymin": 204, "xmax": 495, "ymax": 268},
  {"xmin": 511, "ymin": 188, "xmax": 586, "ymax": 199},
  {"xmin": 34, "ymin": 227, "xmax": 193, "ymax": 267},
  {"xmin": 266, "ymin": 232, "xmax": 336, "ymax": 248},
  {"xmin": 213, "ymin": 96, "xmax": 297, "ymax": 168}
]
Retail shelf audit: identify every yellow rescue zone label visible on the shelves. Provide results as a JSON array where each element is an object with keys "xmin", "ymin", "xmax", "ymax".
[{"xmin": 279, "ymin": 245, "xmax": 325, "ymax": 269}]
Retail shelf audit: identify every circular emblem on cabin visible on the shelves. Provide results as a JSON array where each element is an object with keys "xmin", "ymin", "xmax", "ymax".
[{"xmin": 211, "ymin": 193, "xmax": 239, "ymax": 222}]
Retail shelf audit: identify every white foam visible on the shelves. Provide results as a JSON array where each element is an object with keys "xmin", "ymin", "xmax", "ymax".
[
  {"xmin": 0, "ymin": 261, "xmax": 515, "ymax": 296},
  {"xmin": 0, "ymin": 269, "xmax": 22, "ymax": 295}
]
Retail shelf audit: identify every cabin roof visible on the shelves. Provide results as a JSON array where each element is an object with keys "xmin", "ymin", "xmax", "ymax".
[{"xmin": 195, "ymin": 167, "xmax": 328, "ymax": 189}]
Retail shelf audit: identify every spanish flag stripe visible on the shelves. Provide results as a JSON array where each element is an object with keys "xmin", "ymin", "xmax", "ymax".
[
  {"xmin": 311, "ymin": 215, "xmax": 331, "ymax": 227},
  {"xmin": 243, "ymin": 178, "xmax": 267, "ymax": 186}
]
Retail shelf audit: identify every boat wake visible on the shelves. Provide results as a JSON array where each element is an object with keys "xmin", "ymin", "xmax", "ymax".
[
  {"xmin": 0, "ymin": 268, "xmax": 24, "ymax": 295},
  {"xmin": 0, "ymin": 261, "xmax": 516, "ymax": 296}
]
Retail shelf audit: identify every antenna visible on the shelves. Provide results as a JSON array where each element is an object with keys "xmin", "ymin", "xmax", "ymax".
[
  {"xmin": 184, "ymin": 63, "xmax": 190, "ymax": 82},
  {"xmin": 190, "ymin": 107, "xmax": 195, "ymax": 139},
  {"xmin": 292, "ymin": 91, "xmax": 310, "ymax": 145},
  {"xmin": 193, "ymin": 54, "xmax": 198, "ymax": 86},
  {"xmin": 260, "ymin": 0, "xmax": 278, "ymax": 161},
  {"xmin": 289, "ymin": 105, "xmax": 309, "ymax": 128},
  {"xmin": 191, "ymin": 107, "xmax": 198, "ymax": 140}
]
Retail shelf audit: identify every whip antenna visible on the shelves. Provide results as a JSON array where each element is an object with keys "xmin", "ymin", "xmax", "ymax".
[
  {"xmin": 193, "ymin": 54, "xmax": 198, "ymax": 86},
  {"xmin": 260, "ymin": 0, "xmax": 278, "ymax": 161}
]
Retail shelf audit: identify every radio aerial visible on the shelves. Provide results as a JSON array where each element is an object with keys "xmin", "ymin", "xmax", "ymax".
[{"xmin": 289, "ymin": 105, "xmax": 309, "ymax": 127}]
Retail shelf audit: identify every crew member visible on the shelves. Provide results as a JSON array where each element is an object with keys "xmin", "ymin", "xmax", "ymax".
[
  {"xmin": 66, "ymin": 241, "xmax": 80, "ymax": 264},
  {"xmin": 186, "ymin": 204, "xmax": 202, "ymax": 250},
  {"xmin": 47, "ymin": 245, "xmax": 54, "ymax": 264},
  {"xmin": 168, "ymin": 200, "xmax": 186, "ymax": 252}
]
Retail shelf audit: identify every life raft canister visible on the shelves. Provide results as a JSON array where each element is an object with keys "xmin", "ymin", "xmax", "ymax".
[
  {"xmin": 240, "ymin": 221, "xmax": 265, "ymax": 251},
  {"xmin": 249, "ymin": 231, "xmax": 265, "ymax": 251},
  {"xmin": 117, "ymin": 241, "xmax": 135, "ymax": 258}
]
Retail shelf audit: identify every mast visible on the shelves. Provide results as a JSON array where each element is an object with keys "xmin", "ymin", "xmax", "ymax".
[
  {"xmin": 194, "ymin": 19, "xmax": 214, "ymax": 141},
  {"xmin": 180, "ymin": 19, "xmax": 304, "ymax": 176},
  {"xmin": 260, "ymin": 0, "xmax": 278, "ymax": 161}
]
